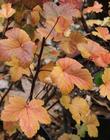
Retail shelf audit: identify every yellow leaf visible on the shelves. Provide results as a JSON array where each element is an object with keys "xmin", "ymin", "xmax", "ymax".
[
  {"xmin": 38, "ymin": 62, "xmax": 55, "ymax": 83},
  {"xmin": 6, "ymin": 57, "xmax": 30, "ymax": 82},
  {"xmin": 60, "ymin": 95, "xmax": 71, "ymax": 109},
  {"xmin": 69, "ymin": 97, "xmax": 89, "ymax": 124},
  {"xmin": 83, "ymin": 113, "xmax": 99, "ymax": 137},
  {"xmin": 99, "ymin": 68, "xmax": 110, "ymax": 100}
]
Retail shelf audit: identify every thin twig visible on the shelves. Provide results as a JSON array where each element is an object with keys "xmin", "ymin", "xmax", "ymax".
[
  {"xmin": 47, "ymin": 100, "xmax": 59, "ymax": 111},
  {"xmin": 28, "ymin": 37, "xmax": 46, "ymax": 101},
  {"xmin": 0, "ymin": 83, "xmax": 13, "ymax": 105},
  {"xmin": 45, "ymin": 17, "xmax": 60, "ymax": 40}
]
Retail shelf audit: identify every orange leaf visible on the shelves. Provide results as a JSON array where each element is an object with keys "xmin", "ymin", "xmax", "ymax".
[
  {"xmin": 1, "ymin": 96, "xmax": 51, "ymax": 138},
  {"xmin": 92, "ymin": 27, "xmax": 110, "ymax": 41},
  {"xmin": 83, "ymin": 1, "xmax": 103, "ymax": 14},
  {"xmin": 0, "ymin": 28, "xmax": 37, "ymax": 67},
  {"xmin": 0, "ymin": 3, "xmax": 15, "ymax": 18},
  {"xmin": 78, "ymin": 39, "xmax": 110, "ymax": 67},
  {"xmin": 51, "ymin": 57, "xmax": 93, "ymax": 94}
]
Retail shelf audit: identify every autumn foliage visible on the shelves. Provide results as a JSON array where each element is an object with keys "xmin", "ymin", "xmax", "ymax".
[{"xmin": 0, "ymin": 0, "xmax": 110, "ymax": 139}]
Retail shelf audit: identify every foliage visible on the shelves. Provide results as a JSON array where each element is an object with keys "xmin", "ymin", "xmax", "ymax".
[{"xmin": 0, "ymin": 0, "xmax": 109, "ymax": 139}]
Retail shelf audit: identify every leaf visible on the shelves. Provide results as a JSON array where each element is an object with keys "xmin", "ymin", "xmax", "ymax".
[
  {"xmin": 0, "ymin": 3, "xmax": 15, "ymax": 18},
  {"xmin": 99, "ymin": 68, "xmax": 110, "ymax": 100},
  {"xmin": 78, "ymin": 39, "xmax": 110, "ymax": 67},
  {"xmin": 92, "ymin": 27, "xmax": 110, "ymax": 41},
  {"xmin": 6, "ymin": 57, "xmax": 30, "ymax": 82},
  {"xmin": 60, "ymin": 95, "xmax": 71, "ymax": 109},
  {"xmin": 49, "ymin": 16, "xmax": 71, "ymax": 34},
  {"xmin": 51, "ymin": 57, "xmax": 93, "ymax": 94},
  {"xmin": 60, "ymin": 32, "xmax": 87, "ymax": 55},
  {"xmin": 28, "ymin": 5, "xmax": 42, "ymax": 26},
  {"xmin": 69, "ymin": 97, "xmax": 89, "ymax": 124},
  {"xmin": 43, "ymin": 2, "xmax": 81, "ymax": 21},
  {"xmin": 1, "ymin": 96, "xmax": 51, "ymax": 138},
  {"xmin": 83, "ymin": 113, "xmax": 99, "ymax": 137},
  {"xmin": 86, "ymin": 19, "xmax": 102, "ymax": 26},
  {"xmin": 38, "ymin": 62, "xmax": 54, "ymax": 83},
  {"xmin": 3, "ymin": 121, "xmax": 19, "ymax": 136},
  {"xmin": 0, "ymin": 28, "xmax": 37, "ymax": 67},
  {"xmin": 58, "ymin": 133, "xmax": 81, "ymax": 140},
  {"xmin": 59, "ymin": 0, "xmax": 83, "ymax": 9},
  {"xmin": 76, "ymin": 124, "xmax": 87, "ymax": 138},
  {"xmin": 94, "ymin": 71, "xmax": 103, "ymax": 86},
  {"xmin": 83, "ymin": 1, "xmax": 103, "ymax": 14}
]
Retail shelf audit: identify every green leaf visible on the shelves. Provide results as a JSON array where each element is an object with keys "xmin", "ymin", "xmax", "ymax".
[
  {"xmin": 76, "ymin": 123, "xmax": 87, "ymax": 138},
  {"xmin": 94, "ymin": 71, "xmax": 103, "ymax": 86}
]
